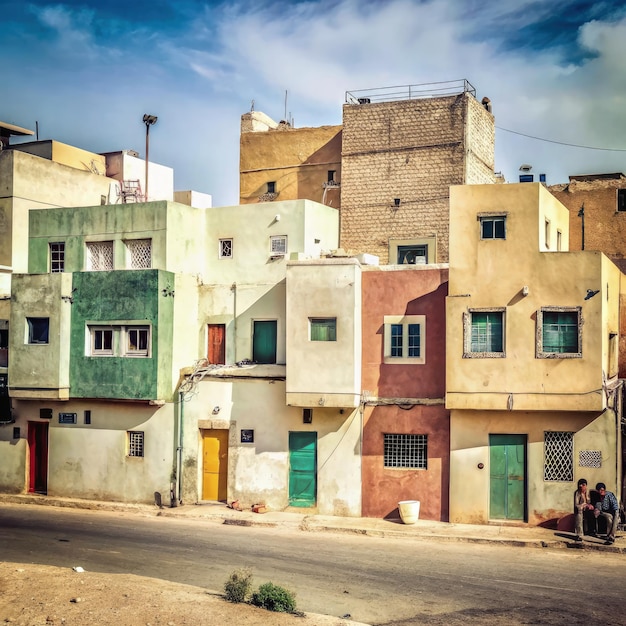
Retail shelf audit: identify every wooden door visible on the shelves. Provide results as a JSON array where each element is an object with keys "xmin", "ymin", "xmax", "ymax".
[
  {"xmin": 489, "ymin": 434, "xmax": 526, "ymax": 520},
  {"xmin": 202, "ymin": 429, "xmax": 228, "ymax": 501},
  {"xmin": 207, "ymin": 324, "xmax": 226, "ymax": 364}
]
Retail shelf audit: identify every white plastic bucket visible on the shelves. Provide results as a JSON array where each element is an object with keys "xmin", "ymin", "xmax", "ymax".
[{"xmin": 398, "ymin": 500, "xmax": 420, "ymax": 524}]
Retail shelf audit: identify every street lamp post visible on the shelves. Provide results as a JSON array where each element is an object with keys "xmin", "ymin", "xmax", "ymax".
[{"xmin": 142, "ymin": 114, "xmax": 158, "ymax": 201}]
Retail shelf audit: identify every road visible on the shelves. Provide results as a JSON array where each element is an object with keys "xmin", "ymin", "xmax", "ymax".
[{"xmin": 0, "ymin": 504, "xmax": 623, "ymax": 625}]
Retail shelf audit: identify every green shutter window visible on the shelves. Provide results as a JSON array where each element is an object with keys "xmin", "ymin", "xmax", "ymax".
[
  {"xmin": 471, "ymin": 312, "xmax": 503, "ymax": 352},
  {"xmin": 542, "ymin": 312, "xmax": 578, "ymax": 353},
  {"xmin": 310, "ymin": 318, "xmax": 336, "ymax": 341}
]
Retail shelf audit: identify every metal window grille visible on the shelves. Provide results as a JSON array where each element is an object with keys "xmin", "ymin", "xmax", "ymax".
[
  {"xmin": 128, "ymin": 431, "xmax": 144, "ymax": 457},
  {"xmin": 87, "ymin": 241, "xmax": 113, "ymax": 271},
  {"xmin": 219, "ymin": 239, "xmax": 232, "ymax": 258},
  {"xmin": 579, "ymin": 450, "xmax": 602, "ymax": 468},
  {"xmin": 126, "ymin": 239, "xmax": 151, "ymax": 269},
  {"xmin": 50, "ymin": 242, "xmax": 65, "ymax": 273},
  {"xmin": 270, "ymin": 236, "xmax": 287, "ymax": 255},
  {"xmin": 544, "ymin": 431, "xmax": 573, "ymax": 481},
  {"xmin": 542, "ymin": 311, "xmax": 578, "ymax": 353},
  {"xmin": 384, "ymin": 434, "xmax": 427, "ymax": 469}
]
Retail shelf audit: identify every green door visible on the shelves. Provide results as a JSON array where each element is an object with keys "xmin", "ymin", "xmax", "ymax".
[
  {"xmin": 253, "ymin": 321, "xmax": 277, "ymax": 364},
  {"xmin": 289, "ymin": 431, "xmax": 317, "ymax": 507},
  {"xmin": 489, "ymin": 434, "xmax": 526, "ymax": 520}
]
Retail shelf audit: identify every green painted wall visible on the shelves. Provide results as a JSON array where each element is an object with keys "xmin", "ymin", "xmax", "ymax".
[{"xmin": 70, "ymin": 270, "xmax": 174, "ymax": 400}]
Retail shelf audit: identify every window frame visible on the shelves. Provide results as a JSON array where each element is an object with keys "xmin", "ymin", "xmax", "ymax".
[
  {"xmin": 543, "ymin": 431, "xmax": 574, "ymax": 482},
  {"xmin": 383, "ymin": 315, "xmax": 425, "ymax": 364},
  {"xmin": 86, "ymin": 240, "xmax": 114, "ymax": 271},
  {"xmin": 50, "ymin": 242, "xmax": 65, "ymax": 273},
  {"xmin": 128, "ymin": 431, "xmax": 145, "ymax": 458},
  {"xmin": 270, "ymin": 235, "xmax": 287, "ymax": 257},
  {"xmin": 124, "ymin": 238, "xmax": 152, "ymax": 269},
  {"xmin": 124, "ymin": 326, "xmax": 150, "ymax": 357},
  {"xmin": 219, "ymin": 238, "xmax": 233, "ymax": 259},
  {"xmin": 397, "ymin": 244, "xmax": 427, "ymax": 265},
  {"xmin": 87, "ymin": 324, "xmax": 151, "ymax": 358},
  {"xmin": 463, "ymin": 308, "xmax": 505, "ymax": 358},
  {"xmin": 536, "ymin": 307, "xmax": 582, "ymax": 359},
  {"xmin": 91, "ymin": 327, "xmax": 114, "ymax": 356},
  {"xmin": 309, "ymin": 317, "xmax": 337, "ymax": 342},
  {"xmin": 26, "ymin": 317, "xmax": 50, "ymax": 345},
  {"xmin": 478, "ymin": 213, "xmax": 507, "ymax": 240}
]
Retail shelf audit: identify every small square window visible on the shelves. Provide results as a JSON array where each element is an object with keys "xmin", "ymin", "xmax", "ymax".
[
  {"xmin": 537, "ymin": 308, "xmax": 581, "ymax": 358},
  {"xmin": 86, "ymin": 241, "xmax": 114, "ymax": 271},
  {"xmin": 219, "ymin": 239, "xmax": 233, "ymax": 259},
  {"xmin": 128, "ymin": 431, "xmax": 144, "ymax": 457},
  {"xmin": 267, "ymin": 181, "xmax": 276, "ymax": 194},
  {"xmin": 384, "ymin": 315, "xmax": 425, "ymax": 364},
  {"xmin": 50, "ymin": 242, "xmax": 65, "ymax": 273},
  {"xmin": 384, "ymin": 434, "xmax": 428, "ymax": 469},
  {"xmin": 126, "ymin": 327, "xmax": 150, "ymax": 357},
  {"xmin": 270, "ymin": 235, "xmax": 287, "ymax": 257},
  {"xmin": 463, "ymin": 310, "xmax": 505, "ymax": 358},
  {"xmin": 480, "ymin": 216, "xmax": 506, "ymax": 240},
  {"xmin": 27, "ymin": 318, "xmax": 49, "ymax": 344},
  {"xmin": 310, "ymin": 318, "xmax": 336, "ymax": 341}
]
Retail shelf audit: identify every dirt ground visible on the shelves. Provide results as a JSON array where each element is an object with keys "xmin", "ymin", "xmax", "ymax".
[{"xmin": 0, "ymin": 562, "xmax": 363, "ymax": 626}]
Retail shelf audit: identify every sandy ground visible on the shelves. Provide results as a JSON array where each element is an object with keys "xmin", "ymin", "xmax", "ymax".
[{"xmin": 0, "ymin": 562, "xmax": 363, "ymax": 626}]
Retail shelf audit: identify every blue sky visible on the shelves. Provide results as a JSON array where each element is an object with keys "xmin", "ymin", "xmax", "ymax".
[{"xmin": 3, "ymin": 0, "xmax": 626, "ymax": 205}]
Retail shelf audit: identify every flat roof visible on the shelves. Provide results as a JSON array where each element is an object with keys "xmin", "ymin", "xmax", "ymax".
[{"xmin": 0, "ymin": 121, "xmax": 35, "ymax": 137}]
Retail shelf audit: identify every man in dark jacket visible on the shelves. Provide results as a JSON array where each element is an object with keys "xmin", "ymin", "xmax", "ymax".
[{"xmin": 593, "ymin": 483, "xmax": 620, "ymax": 545}]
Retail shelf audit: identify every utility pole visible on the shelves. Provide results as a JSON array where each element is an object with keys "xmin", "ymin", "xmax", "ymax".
[{"xmin": 142, "ymin": 114, "xmax": 158, "ymax": 201}]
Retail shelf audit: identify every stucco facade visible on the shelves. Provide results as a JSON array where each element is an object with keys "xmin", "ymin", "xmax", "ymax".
[
  {"xmin": 361, "ymin": 265, "xmax": 450, "ymax": 521},
  {"xmin": 447, "ymin": 183, "xmax": 623, "ymax": 526}
]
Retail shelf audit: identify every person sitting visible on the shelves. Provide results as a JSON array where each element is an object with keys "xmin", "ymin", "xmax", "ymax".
[
  {"xmin": 573, "ymin": 478, "xmax": 595, "ymax": 542},
  {"xmin": 593, "ymin": 482, "xmax": 620, "ymax": 545}
]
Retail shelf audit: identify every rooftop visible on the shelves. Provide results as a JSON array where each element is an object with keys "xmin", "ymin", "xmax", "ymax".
[{"xmin": 345, "ymin": 79, "xmax": 476, "ymax": 105}]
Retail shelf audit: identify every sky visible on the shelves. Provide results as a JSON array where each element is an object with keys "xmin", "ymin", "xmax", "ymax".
[{"xmin": 3, "ymin": 0, "xmax": 626, "ymax": 206}]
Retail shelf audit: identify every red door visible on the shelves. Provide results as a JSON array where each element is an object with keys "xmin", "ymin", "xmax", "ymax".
[
  {"xmin": 208, "ymin": 324, "xmax": 226, "ymax": 364},
  {"xmin": 28, "ymin": 421, "xmax": 49, "ymax": 494}
]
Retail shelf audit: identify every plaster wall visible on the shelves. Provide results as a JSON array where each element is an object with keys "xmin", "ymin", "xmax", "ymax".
[
  {"xmin": 286, "ymin": 259, "xmax": 361, "ymax": 406},
  {"xmin": 105, "ymin": 152, "xmax": 174, "ymax": 202},
  {"xmin": 449, "ymin": 409, "xmax": 620, "ymax": 525},
  {"xmin": 174, "ymin": 190, "xmax": 212, "ymax": 209},
  {"xmin": 181, "ymin": 378, "xmax": 362, "ymax": 516},
  {"xmin": 11, "ymin": 141, "xmax": 106, "ymax": 175},
  {"xmin": 240, "ymin": 123, "xmax": 342, "ymax": 206},
  {"xmin": 0, "ymin": 434, "xmax": 26, "ymax": 493}
]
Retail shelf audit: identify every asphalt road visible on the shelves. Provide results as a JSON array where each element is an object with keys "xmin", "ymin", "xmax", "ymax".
[{"xmin": 0, "ymin": 504, "xmax": 624, "ymax": 625}]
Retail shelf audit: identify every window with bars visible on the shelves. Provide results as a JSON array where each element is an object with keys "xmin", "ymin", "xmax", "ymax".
[
  {"xmin": 310, "ymin": 318, "xmax": 336, "ymax": 341},
  {"xmin": 50, "ymin": 242, "xmax": 65, "ymax": 273},
  {"xmin": 128, "ymin": 431, "xmax": 144, "ymax": 457},
  {"xmin": 270, "ymin": 235, "xmax": 287, "ymax": 256},
  {"xmin": 86, "ymin": 241, "xmax": 114, "ymax": 271},
  {"xmin": 125, "ymin": 238, "xmax": 151, "ymax": 269},
  {"xmin": 383, "ymin": 315, "xmax": 425, "ymax": 364},
  {"xmin": 219, "ymin": 239, "xmax": 233, "ymax": 259},
  {"xmin": 384, "ymin": 434, "xmax": 428, "ymax": 469},
  {"xmin": 464, "ymin": 309, "xmax": 505, "ymax": 357},
  {"xmin": 538, "ymin": 308, "xmax": 581, "ymax": 357},
  {"xmin": 544, "ymin": 431, "xmax": 573, "ymax": 481}
]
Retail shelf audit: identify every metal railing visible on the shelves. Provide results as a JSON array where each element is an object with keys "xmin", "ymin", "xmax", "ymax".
[{"xmin": 345, "ymin": 79, "xmax": 476, "ymax": 105}]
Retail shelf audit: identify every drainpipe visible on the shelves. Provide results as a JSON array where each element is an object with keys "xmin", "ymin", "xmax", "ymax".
[
  {"xmin": 231, "ymin": 282, "xmax": 237, "ymax": 362},
  {"xmin": 177, "ymin": 390, "xmax": 184, "ymax": 505}
]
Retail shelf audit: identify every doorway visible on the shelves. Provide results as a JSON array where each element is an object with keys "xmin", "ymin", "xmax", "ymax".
[
  {"xmin": 202, "ymin": 429, "xmax": 228, "ymax": 501},
  {"xmin": 252, "ymin": 320, "xmax": 277, "ymax": 364},
  {"xmin": 288, "ymin": 431, "xmax": 317, "ymax": 507},
  {"xmin": 207, "ymin": 324, "xmax": 226, "ymax": 364},
  {"xmin": 28, "ymin": 421, "xmax": 49, "ymax": 494},
  {"xmin": 489, "ymin": 434, "xmax": 526, "ymax": 520}
]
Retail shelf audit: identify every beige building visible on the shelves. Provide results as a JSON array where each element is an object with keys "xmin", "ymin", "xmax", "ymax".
[{"xmin": 446, "ymin": 183, "xmax": 623, "ymax": 526}]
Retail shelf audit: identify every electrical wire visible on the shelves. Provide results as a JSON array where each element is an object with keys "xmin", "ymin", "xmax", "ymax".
[{"xmin": 497, "ymin": 126, "xmax": 626, "ymax": 152}]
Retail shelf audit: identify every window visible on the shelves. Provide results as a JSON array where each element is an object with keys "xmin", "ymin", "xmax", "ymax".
[
  {"xmin": 537, "ymin": 308, "xmax": 581, "ymax": 358},
  {"xmin": 479, "ymin": 215, "xmax": 506, "ymax": 239},
  {"xmin": 310, "ymin": 318, "xmax": 336, "ymax": 341},
  {"xmin": 383, "ymin": 315, "xmax": 425, "ymax": 364},
  {"xmin": 384, "ymin": 434, "xmax": 428, "ymax": 469},
  {"xmin": 267, "ymin": 181, "xmax": 276, "ymax": 194},
  {"xmin": 50, "ymin": 242, "xmax": 65, "ymax": 273},
  {"xmin": 219, "ymin": 239, "xmax": 233, "ymax": 259},
  {"xmin": 463, "ymin": 310, "xmax": 504, "ymax": 357},
  {"xmin": 125, "ymin": 238, "xmax": 151, "ymax": 269},
  {"xmin": 557, "ymin": 230, "xmax": 562, "ymax": 251},
  {"xmin": 88, "ymin": 324, "xmax": 151, "ymax": 358},
  {"xmin": 617, "ymin": 189, "xmax": 626, "ymax": 212},
  {"xmin": 544, "ymin": 220, "xmax": 550, "ymax": 249},
  {"xmin": 86, "ymin": 241, "xmax": 114, "ymax": 271},
  {"xmin": 92, "ymin": 328, "xmax": 113, "ymax": 355},
  {"xmin": 544, "ymin": 431, "xmax": 573, "ymax": 481},
  {"xmin": 125, "ymin": 327, "xmax": 149, "ymax": 356},
  {"xmin": 27, "ymin": 318, "xmax": 49, "ymax": 344},
  {"xmin": 327, "ymin": 170, "xmax": 336, "ymax": 182},
  {"xmin": 128, "ymin": 431, "xmax": 144, "ymax": 457},
  {"xmin": 397, "ymin": 245, "xmax": 427, "ymax": 265},
  {"xmin": 270, "ymin": 235, "xmax": 287, "ymax": 257}
]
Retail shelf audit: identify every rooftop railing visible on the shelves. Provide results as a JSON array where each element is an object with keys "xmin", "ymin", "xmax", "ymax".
[{"xmin": 345, "ymin": 79, "xmax": 476, "ymax": 105}]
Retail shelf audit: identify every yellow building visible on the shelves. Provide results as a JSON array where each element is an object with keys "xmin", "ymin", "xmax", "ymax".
[{"xmin": 446, "ymin": 183, "xmax": 623, "ymax": 526}]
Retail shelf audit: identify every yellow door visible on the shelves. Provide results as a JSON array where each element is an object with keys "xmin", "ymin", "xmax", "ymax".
[{"xmin": 202, "ymin": 429, "xmax": 228, "ymax": 501}]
